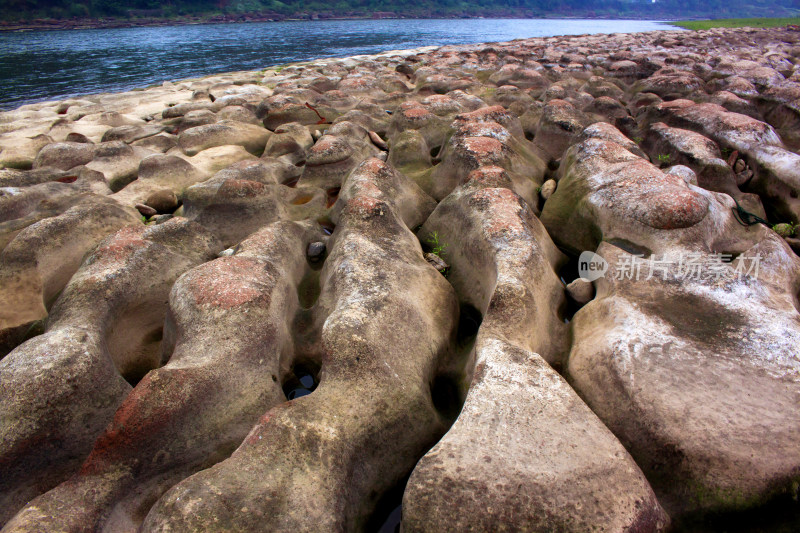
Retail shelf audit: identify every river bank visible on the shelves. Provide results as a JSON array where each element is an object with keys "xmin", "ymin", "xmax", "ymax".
[
  {"xmin": 0, "ymin": 18, "xmax": 677, "ymax": 111},
  {"xmin": 0, "ymin": 11, "xmax": 678, "ymax": 33}
]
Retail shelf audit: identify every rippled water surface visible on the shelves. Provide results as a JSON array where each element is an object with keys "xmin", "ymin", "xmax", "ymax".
[{"xmin": 0, "ymin": 18, "xmax": 675, "ymax": 110}]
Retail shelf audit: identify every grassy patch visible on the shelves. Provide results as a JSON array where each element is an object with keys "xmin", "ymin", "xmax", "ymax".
[{"xmin": 669, "ymin": 17, "xmax": 800, "ymax": 30}]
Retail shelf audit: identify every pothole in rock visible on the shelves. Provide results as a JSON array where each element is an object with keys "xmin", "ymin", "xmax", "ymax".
[
  {"xmin": 456, "ymin": 303, "xmax": 482, "ymax": 346},
  {"xmin": 429, "ymin": 145, "xmax": 442, "ymax": 165},
  {"xmin": 431, "ymin": 373, "xmax": 462, "ymax": 422},
  {"xmin": 106, "ymin": 304, "xmax": 167, "ymax": 386},
  {"xmin": 557, "ymin": 252, "xmax": 583, "ymax": 324},
  {"xmin": 297, "ymin": 270, "xmax": 321, "ymax": 309},
  {"xmin": 317, "ymin": 217, "xmax": 336, "ymax": 236},
  {"xmin": 558, "ymin": 250, "xmax": 581, "ymax": 286},
  {"xmin": 559, "ymin": 293, "xmax": 582, "ymax": 325},
  {"xmin": 291, "ymin": 194, "xmax": 314, "ymax": 205},
  {"xmin": 366, "ymin": 474, "xmax": 410, "ymax": 533},
  {"xmin": 675, "ymin": 492, "xmax": 800, "ymax": 533},
  {"xmin": 326, "ymin": 187, "xmax": 340, "ymax": 208},
  {"xmin": 605, "ymin": 238, "xmax": 651, "ymax": 258},
  {"xmin": 282, "ymin": 363, "xmax": 319, "ymax": 400}
]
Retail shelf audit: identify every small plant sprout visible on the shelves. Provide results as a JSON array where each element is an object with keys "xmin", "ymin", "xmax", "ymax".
[
  {"xmin": 656, "ymin": 153, "xmax": 671, "ymax": 165},
  {"xmin": 632, "ymin": 135, "xmax": 643, "ymax": 144},
  {"xmin": 424, "ymin": 231, "xmax": 450, "ymax": 275},
  {"xmin": 427, "ymin": 231, "xmax": 448, "ymax": 257}
]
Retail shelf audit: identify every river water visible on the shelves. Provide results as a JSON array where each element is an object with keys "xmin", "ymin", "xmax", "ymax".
[{"xmin": 0, "ymin": 18, "xmax": 676, "ymax": 110}]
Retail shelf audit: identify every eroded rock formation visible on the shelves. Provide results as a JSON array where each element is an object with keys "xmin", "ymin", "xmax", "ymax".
[{"xmin": 1, "ymin": 24, "xmax": 800, "ymax": 532}]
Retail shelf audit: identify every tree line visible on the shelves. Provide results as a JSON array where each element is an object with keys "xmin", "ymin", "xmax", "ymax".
[{"xmin": 0, "ymin": 0, "xmax": 797, "ymax": 22}]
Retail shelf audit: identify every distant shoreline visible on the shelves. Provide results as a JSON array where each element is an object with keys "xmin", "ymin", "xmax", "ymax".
[{"xmin": 0, "ymin": 13, "xmax": 677, "ymax": 33}]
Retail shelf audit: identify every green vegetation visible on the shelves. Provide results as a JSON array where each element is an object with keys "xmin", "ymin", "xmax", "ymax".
[
  {"xmin": 1, "ymin": 0, "xmax": 798, "ymax": 24},
  {"xmin": 670, "ymin": 17, "xmax": 800, "ymax": 30},
  {"xmin": 426, "ymin": 231, "xmax": 448, "ymax": 258},
  {"xmin": 656, "ymin": 153, "xmax": 671, "ymax": 166},
  {"xmin": 772, "ymin": 222, "xmax": 798, "ymax": 238}
]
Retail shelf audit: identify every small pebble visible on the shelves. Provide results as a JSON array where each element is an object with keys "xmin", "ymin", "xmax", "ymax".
[
  {"xmin": 145, "ymin": 189, "xmax": 179, "ymax": 213},
  {"xmin": 540, "ymin": 179, "xmax": 557, "ymax": 200},
  {"xmin": 135, "ymin": 203, "xmax": 157, "ymax": 217},
  {"xmin": 773, "ymin": 223, "xmax": 796, "ymax": 238},
  {"xmin": 369, "ymin": 131, "xmax": 389, "ymax": 151},
  {"xmin": 424, "ymin": 252, "xmax": 449, "ymax": 273},
  {"xmin": 566, "ymin": 279, "xmax": 594, "ymax": 305},
  {"xmin": 307, "ymin": 241, "xmax": 326, "ymax": 262}
]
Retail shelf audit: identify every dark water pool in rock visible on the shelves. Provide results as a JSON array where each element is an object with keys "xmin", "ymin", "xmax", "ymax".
[{"xmin": 0, "ymin": 18, "xmax": 676, "ymax": 110}]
